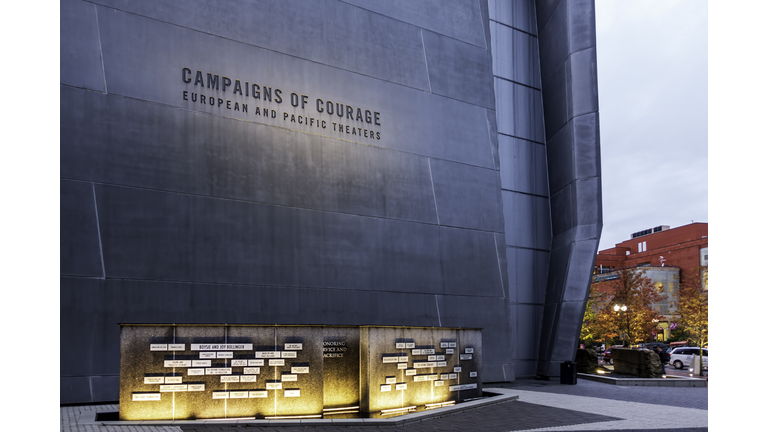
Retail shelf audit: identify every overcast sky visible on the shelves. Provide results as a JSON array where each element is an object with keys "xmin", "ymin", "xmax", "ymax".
[{"xmin": 594, "ymin": 0, "xmax": 708, "ymax": 251}]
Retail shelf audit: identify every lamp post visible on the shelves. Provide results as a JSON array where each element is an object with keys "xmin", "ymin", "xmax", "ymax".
[{"xmin": 614, "ymin": 304, "xmax": 628, "ymax": 346}]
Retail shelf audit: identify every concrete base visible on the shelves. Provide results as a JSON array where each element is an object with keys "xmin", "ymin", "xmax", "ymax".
[
  {"xmin": 79, "ymin": 388, "xmax": 519, "ymax": 427},
  {"xmin": 578, "ymin": 373, "xmax": 707, "ymax": 387}
]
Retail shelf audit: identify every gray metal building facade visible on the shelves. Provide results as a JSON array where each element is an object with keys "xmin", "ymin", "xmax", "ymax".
[{"xmin": 60, "ymin": 0, "xmax": 601, "ymax": 404}]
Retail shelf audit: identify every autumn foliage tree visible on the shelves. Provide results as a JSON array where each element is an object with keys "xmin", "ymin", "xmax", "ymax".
[
  {"xmin": 585, "ymin": 267, "xmax": 666, "ymax": 346},
  {"xmin": 673, "ymin": 266, "xmax": 708, "ymax": 349}
]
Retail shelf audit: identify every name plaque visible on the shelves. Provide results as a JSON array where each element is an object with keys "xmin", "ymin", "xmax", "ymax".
[
  {"xmin": 266, "ymin": 382, "xmax": 282, "ymax": 390},
  {"xmin": 189, "ymin": 384, "xmax": 205, "ymax": 391},
  {"xmin": 248, "ymin": 359, "xmax": 265, "ymax": 366},
  {"xmin": 381, "ymin": 384, "xmax": 391, "ymax": 392},
  {"xmin": 446, "ymin": 349, "xmax": 454, "ymax": 354},
  {"xmin": 470, "ymin": 371, "xmax": 478, "ymax": 377},
  {"xmin": 434, "ymin": 380, "xmax": 444, "ymax": 386},
  {"xmin": 169, "ymin": 344, "xmax": 185, "ymax": 351},
  {"xmin": 280, "ymin": 351, "xmax": 297, "ymax": 358},
  {"xmin": 465, "ymin": 348, "xmax": 474, "ymax": 354},
  {"xmin": 212, "ymin": 392, "xmax": 229, "ymax": 399},
  {"xmin": 440, "ymin": 374, "xmax": 449, "ymax": 380},
  {"xmin": 285, "ymin": 343, "xmax": 303, "ymax": 350},
  {"xmin": 165, "ymin": 376, "xmax": 183, "ymax": 384},
  {"xmin": 395, "ymin": 383, "xmax": 407, "ymax": 391},
  {"xmin": 133, "ymin": 393, "xmax": 161, "ymax": 401},
  {"xmin": 440, "ymin": 342, "xmax": 457, "ymax": 348},
  {"xmin": 250, "ymin": 390, "xmax": 268, "ymax": 398},
  {"xmin": 240, "ymin": 375, "xmax": 257, "ymax": 382},
  {"xmin": 449, "ymin": 383, "xmax": 478, "ymax": 391},
  {"xmin": 244, "ymin": 367, "xmax": 261, "ymax": 374},
  {"xmin": 231, "ymin": 359, "xmax": 247, "ymax": 366},
  {"xmin": 164, "ymin": 360, "xmax": 192, "ymax": 367},
  {"xmin": 414, "ymin": 362, "xmax": 437, "ymax": 368},
  {"xmin": 221, "ymin": 376, "xmax": 239, "ymax": 383},
  {"xmin": 385, "ymin": 377, "xmax": 396, "ymax": 384},
  {"xmin": 192, "ymin": 344, "xmax": 253, "ymax": 350},
  {"xmin": 437, "ymin": 361, "xmax": 447, "ymax": 367},
  {"xmin": 230, "ymin": 391, "xmax": 248, "ymax": 399},
  {"xmin": 269, "ymin": 359, "xmax": 285, "ymax": 366},
  {"xmin": 414, "ymin": 375, "xmax": 437, "ymax": 382},
  {"xmin": 150, "ymin": 344, "xmax": 167, "ymax": 351},
  {"xmin": 254, "ymin": 351, "xmax": 280, "ymax": 358},
  {"xmin": 282, "ymin": 374, "xmax": 298, "ymax": 382},
  {"xmin": 397, "ymin": 363, "xmax": 408, "ymax": 369},
  {"xmin": 405, "ymin": 369, "xmax": 417, "ymax": 376},
  {"xmin": 160, "ymin": 385, "xmax": 187, "ymax": 392},
  {"xmin": 285, "ymin": 389, "xmax": 301, "ymax": 397},
  {"xmin": 460, "ymin": 354, "xmax": 473, "ymax": 360},
  {"xmin": 200, "ymin": 352, "xmax": 216, "ymax": 359},
  {"xmin": 144, "ymin": 377, "xmax": 164, "ymax": 384},
  {"xmin": 449, "ymin": 373, "xmax": 457, "ymax": 379},
  {"xmin": 291, "ymin": 366, "xmax": 309, "ymax": 374},
  {"xmin": 187, "ymin": 368, "xmax": 204, "ymax": 375},
  {"xmin": 412, "ymin": 349, "xmax": 435, "ymax": 355},
  {"xmin": 205, "ymin": 368, "xmax": 232, "ymax": 375},
  {"xmin": 216, "ymin": 352, "xmax": 233, "ymax": 358},
  {"xmin": 454, "ymin": 367, "xmax": 462, "ymax": 372},
  {"xmin": 192, "ymin": 360, "xmax": 211, "ymax": 367},
  {"xmin": 428, "ymin": 355, "xmax": 445, "ymax": 361}
]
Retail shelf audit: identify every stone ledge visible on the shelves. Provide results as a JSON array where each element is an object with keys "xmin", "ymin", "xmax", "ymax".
[
  {"xmin": 79, "ymin": 388, "xmax": 520, "ymax": 427},
  {"xmin": 578, "ymin": 373, "xmax": 707, "ymax": 387}
]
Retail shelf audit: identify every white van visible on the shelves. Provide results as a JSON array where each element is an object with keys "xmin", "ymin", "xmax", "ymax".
[{"xmin": 669, "ymin": 347, "xmax": 708, "ymax": 369}]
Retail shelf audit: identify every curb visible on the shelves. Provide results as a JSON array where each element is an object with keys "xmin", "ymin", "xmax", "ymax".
[
  {"xmin": 578, "ymin": 373, "xmax": 707, "ymax": 387},
  {"xmin": 78, "ymin": 388, "xmax": 520, "ymax": 427}
]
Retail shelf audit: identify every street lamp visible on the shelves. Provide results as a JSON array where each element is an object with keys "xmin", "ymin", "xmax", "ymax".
[{"xmin": 614, "ymin": 304, "xmax": 628, "ymax": 346}]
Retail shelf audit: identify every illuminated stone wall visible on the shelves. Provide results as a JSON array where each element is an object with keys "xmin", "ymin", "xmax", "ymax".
[{"xmin": 118, "ymin": 324, "xmax": 481, "ymax": 420}]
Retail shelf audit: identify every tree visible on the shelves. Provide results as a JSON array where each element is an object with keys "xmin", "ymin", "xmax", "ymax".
[
  {"xmin": 580, "ymin": 283, "xmax": 616, "ymax": 345},
  {"xmin": 673, "ymin": 265, "xmax": 708, "ymax": 374},
  {"xmin": 589, "ymin": 267, "xmax": 666, "ymax": 346}
]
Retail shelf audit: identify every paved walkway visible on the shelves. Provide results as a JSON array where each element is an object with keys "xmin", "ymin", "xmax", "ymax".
[{"xmin": 60, "ymin": 379, "xmax": 709, "ymax": 432}]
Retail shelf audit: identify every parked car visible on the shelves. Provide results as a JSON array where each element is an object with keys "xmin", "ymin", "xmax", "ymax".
[
  {"xmin": 668, "ymin": 347, "xmax": 708, "ymax": 369},
  {"xmin": 642, "ymin": 342, "xmax": 669, "ymax": 351}
]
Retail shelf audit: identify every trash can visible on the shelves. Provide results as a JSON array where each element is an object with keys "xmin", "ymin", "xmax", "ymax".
[{"xmin": 560, "ymin": 361, "xmax": 577, "ymax": 385}]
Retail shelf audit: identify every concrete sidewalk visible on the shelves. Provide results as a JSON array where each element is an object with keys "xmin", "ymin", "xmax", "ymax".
[{"xmin": 61, "ymin": 378, "xmax": 708, "ymax": 432}]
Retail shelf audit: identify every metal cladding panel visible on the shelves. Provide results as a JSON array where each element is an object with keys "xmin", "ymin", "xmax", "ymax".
[
  {"xmin": 534, "ymin": 0, "xmax": 602, "ymax": 377},
  {"xmin": 490, "ymin": 21, "xmax": 542, "ymax": 89},
  {"xmin": 506, "ymin": 247, "xmax": 549, "ymax": 305},
  {"xmin": 438, "ymin": 226, "xmax": 504, "ymax": 298},
  {"xmin": 60, "ymin": 180, "xmax": 103, "ymax": 277},
  {"xmin": 91, "ymin": 0, "xmax": 431, "ymax": 91},
  {"xmin": 421, "ymin": 29, "xmax": 495, "ymax": 109},
  {"xmin": 501, "ymin": 190, "xmax": 552, "ymax": 250},
  {"xmin": 60, "ymin": 0, "xmax": 105, "ymax": 92},
  {"xmin": 430, "ymin": 159, "xmax": 504, "ymax": 232},
  {"xmin": 499, "ymin": 134, "xmax": 548, "ymax": 196},
  {"xmin": 488, "ymin": 0, "xmax": 538, "ymax": 35},
  {"xmin": 494, "ymin": 77, "xmax": 546, "ymax": 143},
  {"xmin": 343, "ymin": 0, "xmax": 487, "ymax": 48}
]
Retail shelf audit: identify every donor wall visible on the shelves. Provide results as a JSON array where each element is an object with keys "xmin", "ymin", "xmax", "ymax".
[{"xmin": 119, "ymin": 324, "xmax": 482, "ymax": 420}]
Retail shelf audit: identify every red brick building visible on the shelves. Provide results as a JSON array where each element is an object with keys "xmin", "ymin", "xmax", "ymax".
[
  {"xmin": 593, "ymin": 223, "xmax": 708, "ymax": 339},
  {"xmin": 595, "ymin": 223, "xmax": 707, "ymax": 276}
]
